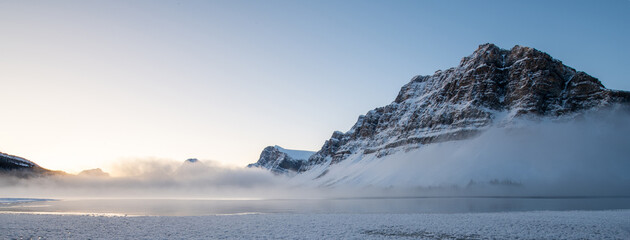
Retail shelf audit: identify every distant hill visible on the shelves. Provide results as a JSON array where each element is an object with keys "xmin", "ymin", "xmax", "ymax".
[{"xmin": 0, "ymin": 152, "xmax": 63, "ymax": 177}]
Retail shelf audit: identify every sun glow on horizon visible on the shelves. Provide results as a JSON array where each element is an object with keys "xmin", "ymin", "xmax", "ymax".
[{"xmin": 1, "ymin": 1, "xmax": 629, "ymax": 174}]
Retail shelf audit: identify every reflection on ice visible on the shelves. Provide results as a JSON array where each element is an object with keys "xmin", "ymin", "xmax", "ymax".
[{"xmin": 1, "ymin": 197, "xmax": 629, "ymax": 216}]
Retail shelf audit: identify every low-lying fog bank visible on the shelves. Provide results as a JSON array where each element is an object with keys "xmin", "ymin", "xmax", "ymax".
[{"xmin": 1, "ymin": 109, "xmax": 629, "ymax": 199}]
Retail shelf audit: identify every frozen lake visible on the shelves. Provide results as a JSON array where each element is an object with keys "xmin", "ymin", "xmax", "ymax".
[
  {"xmin": 2, "ymin": 197, "xmax": 629, "ymax": 216},
  {"xmin": 2, "ymin": 209, "xmax": 630, "ymax": 239},
  {"xmin": 2, "ymin": 197, "xmax": 630, "ymax": 239}
]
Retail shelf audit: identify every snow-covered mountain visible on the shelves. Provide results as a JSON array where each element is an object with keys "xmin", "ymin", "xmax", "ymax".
[
  {"xmin": 250, "ymin": 44, "xmax": 630, "ymax": 188},
  {"xmin": 248, "ymin": 146, "xmax": 314, "ymax": 174},
  {"xmin": 0, "ymin": 152, "xmax": 37, "ymax": 170},
  {"xmin": 0, "ymin": 152, "xmax": 58, "ymax": 177}
]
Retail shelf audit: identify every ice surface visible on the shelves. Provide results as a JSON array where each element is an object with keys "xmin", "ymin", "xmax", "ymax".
[
  {"xmin": 0, "ymin": 198, "xmax": 53, "ymax": 204},
  {"xmin": 1, "ymin": 210, "xmax": 629, "ymax": 239}
]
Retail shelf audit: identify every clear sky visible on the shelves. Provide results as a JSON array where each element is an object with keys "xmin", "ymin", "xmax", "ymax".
[{"xmin": 1, "ymin": 0, "xmax": 629, "ymax": 173}]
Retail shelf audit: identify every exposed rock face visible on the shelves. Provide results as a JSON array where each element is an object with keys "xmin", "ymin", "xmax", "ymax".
[
  {"xmin": 298, "ymin": 44, "xmax": 630, "ymax": 171},
  {"xmin": 247, "ymin": 146, "xmax": 314, "ymax": 174}
]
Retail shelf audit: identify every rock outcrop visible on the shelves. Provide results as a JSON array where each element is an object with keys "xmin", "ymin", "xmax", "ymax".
[{"xmin": 248, "ymin": 146, "xmax": 314, "ymax": 174}]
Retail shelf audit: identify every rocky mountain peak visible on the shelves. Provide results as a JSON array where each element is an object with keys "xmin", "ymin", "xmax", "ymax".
[
  {"xmin": 395, "ymin": 43, "xmax": 619, "ymax": 116},
  {"xmin": 250, "ymin": 43, "xmax": 630, "ymax": 174},
  {"xmin": 298, "ymin": 44, "xmax": 629, "ymax": 172},
  {"xmin": 247, "ymin": 146, "xmax": 314, "ymax": 174}
]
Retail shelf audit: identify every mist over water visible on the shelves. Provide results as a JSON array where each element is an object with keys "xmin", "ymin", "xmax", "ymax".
[
  {"xmin": 1, "ymin": 108, "xmax": 629, "ymax": 199},
  {"xmin": 0, "ymin": 160, "xmax": 302, "ymax": 199}
]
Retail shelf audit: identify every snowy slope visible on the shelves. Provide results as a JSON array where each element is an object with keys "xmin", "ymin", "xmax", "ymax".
[
  {"xmin": 273, "ymin": 145, "xmax": 314, "ymax": 161},
  {"xmin": 291, "ymin": 111, "xmax": 630, "ymax": 195},
  {"xmin": 0, "ymin": 152, "xmax": 36, "ymax": 170}
]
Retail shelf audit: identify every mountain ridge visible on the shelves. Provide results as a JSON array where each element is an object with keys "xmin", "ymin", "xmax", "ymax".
[{"xmin": 250, "ymin": 43, "xmax": 630, "ymax": 175}]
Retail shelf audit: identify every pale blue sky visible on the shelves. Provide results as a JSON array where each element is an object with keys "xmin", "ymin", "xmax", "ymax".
[{"xmin": 1, "ymin": 0, "xmax": 628, "ymax": 173}]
